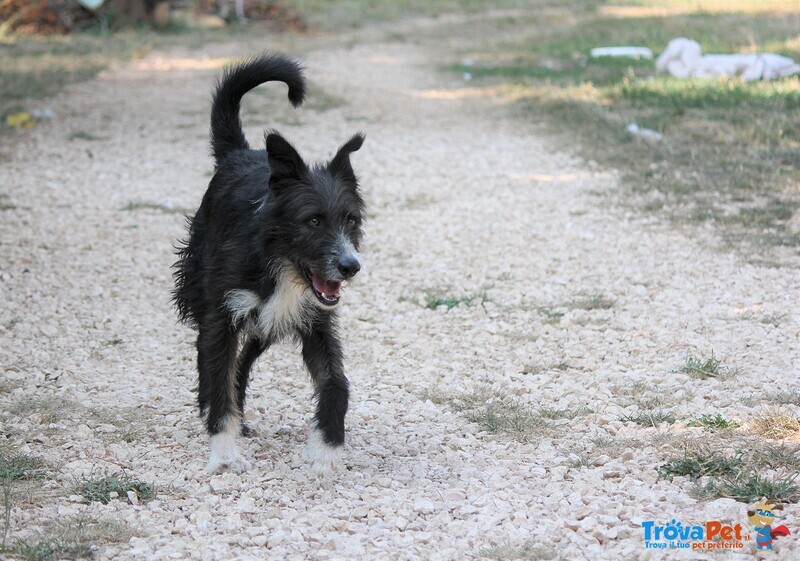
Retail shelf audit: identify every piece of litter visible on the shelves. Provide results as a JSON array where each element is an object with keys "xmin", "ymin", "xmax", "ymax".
[
  {"xmin": 656, "ymin": 37, "xmax": 800, "ymax": 81},
  {"xmin": 590, "ymin": 47, "xmax": 653, "ymax": 60},
  {"xmin": 30, "ymin": 108, "xmax": 55, "ymax": 120},
  {"xmin": 462, "ymin": 72, "xmax": 473, "ymax": 81},
  {"xmin": 626, "ymin": 123, "xmax": 662, "ymax": 142},
  {"xmin": 6, "ymin": 112, "xmax": 36, "ymax": 129}
]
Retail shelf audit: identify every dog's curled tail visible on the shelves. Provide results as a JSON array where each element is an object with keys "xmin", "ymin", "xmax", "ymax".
[{"xmin": 210, "ymin": 53, "xmax": 305, "ymax": 164}]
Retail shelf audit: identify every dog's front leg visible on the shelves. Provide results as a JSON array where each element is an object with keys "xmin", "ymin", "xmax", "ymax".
[
  {"xmin": 198, "ymin": 314, "xmax": 251, "ymax": 474},
  {"xmin": 301, "ymin": 319, "xmax": 349, "ymax": 476}
]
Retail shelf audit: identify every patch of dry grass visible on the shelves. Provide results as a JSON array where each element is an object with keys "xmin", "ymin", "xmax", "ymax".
[
  {"xmin": 422, "ymin": 385, "xmax": 583, "ymax": 441},
  {"xmin": 750, "ymin": 410, "xmax": 800, "ymax": 440}
]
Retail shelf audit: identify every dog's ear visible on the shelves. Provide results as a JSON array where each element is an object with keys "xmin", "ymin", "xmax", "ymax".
[
  {"xmin": 329, "ymin": 133, "xmax": 365, "ymax": 184},
  {"xmin": 266, "ymin": 132, "xmax": 307, "ymax": 186}
]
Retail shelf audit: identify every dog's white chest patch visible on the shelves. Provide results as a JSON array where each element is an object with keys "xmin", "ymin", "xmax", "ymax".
[{"xmin": 225, "ymin": 269, "xmax": 314, "ymax": 339}]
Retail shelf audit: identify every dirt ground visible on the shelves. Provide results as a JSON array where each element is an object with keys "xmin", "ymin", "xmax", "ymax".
[{"xmin": 1, "ymin": 12, "xmax": 799, "ymax": 561}]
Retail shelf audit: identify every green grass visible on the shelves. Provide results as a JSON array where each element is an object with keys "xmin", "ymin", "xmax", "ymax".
[
  {"xmin": 447, "ymin": 2, "xmax": 800, "ymax": 252},
  {"xmin": 424, "ymin": 291, "xmax": 488, "ymax": 310},
  {"xmin": 536, "ymin": 307, "xmax": 565, "ymax": 324},
  {"xmin": 620, "ymin": 410, "xmax": 676, "ymax": 427},
  {"xmin": 750, "ymin": 443, "xmax": 800, "ymax": 471},
  {"xmin": 1, "ymin": 453, "xmax": 47, "ymax": 550},
  {"xmin": 121, "ymin": 201, "xmax": 189, "ymax": 215},
  {"xmin": 68, "ymin": 130, "xmax": 106, "ymax": 141},
  {"xmin": 9, "ymin": 397, "xmax": 72, "ymax": 425},
  {"xmin": 695, "ymin": 473, "xmax": 800, "ymax": 504},
  {"xmin": 537, "ymin": 406, "xmax": 592, "ymax": 420},
  {"xmin": 660, "ymin": 439, "xmax": 800, "ymax": 503},
  {"xmin": 423, "ymin": 386, "xmax": 555, "ymax": 442},
  {"xmin": 678, "ymin": 353, "xmax": 731, "ymax": 379},
  {"xmin": 568, "ymin": 292, "xmax": 615, "ymax": 311},
  {"xmin": 0, "ymin": 32, "xmax": 153, "ymax": 113},
  {"xmin": 0, "ymin": 24, "xmax": 264, "ymax": 136},
  {"xmin": 658, "ymin": 451, "xmax": 741, "ymax": 479},
  {"xmin": 479, "ymin": 542, "xmax": 556, "ymax": 561},
  {"xmin": 77, "ymin": 475, "xmax": 155, "ymax": 505},
  {"xmin": 522, "ymin": 361, "xmax": 571, "ymax": 375},
  {"xmin": 769, "ymin": 390, "xmax": 800, "ymax": 406},
  {"xmin": 687, "ymin": 413, "xmax": 740, "ymax": 430},
  {"xmin": 7, "ymin": 539, "xmax": 92, "ymax": 561},
  {"xmin": 281, "ymin": 0, "xmax": 545, "ymax": 28},
  {"xmin": 465, "ymin": 401, "xmax": 548, "ymax": 440},
  {"xmin": 2, "ymin": 516, "xmax": 136, "ymax": 561},
  {"xmin": 0, "ymin": 455, "xmax": 45, "ymax": 482}
]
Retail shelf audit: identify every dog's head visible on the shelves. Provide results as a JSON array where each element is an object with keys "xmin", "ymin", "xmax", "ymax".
[{"xmin": 264, "ymin": 131, "xmax": 365, "ymax": 308}]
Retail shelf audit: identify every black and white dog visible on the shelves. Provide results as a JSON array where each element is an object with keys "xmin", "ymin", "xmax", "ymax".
[{"xmin": 172, "ymin": 54, "xmax": 365, "ymax": 476}]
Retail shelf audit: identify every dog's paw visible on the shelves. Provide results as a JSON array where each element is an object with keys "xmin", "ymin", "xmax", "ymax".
[
  {"xmin": 206, "ymin": 452, "xmax": 251, "ymax": 475},
  {"xmin": 305, "ymin": 428, "xmax": 342, "ymax": 477},
  {"xmin": 206, "ymin": 432, "xmax": 251, "ymax": 474}
]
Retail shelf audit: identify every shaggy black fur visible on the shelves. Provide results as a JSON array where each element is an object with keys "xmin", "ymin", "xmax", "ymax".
[{"xmin": 172, "ymin": 53, "xmax": 365, "ymax": 470}]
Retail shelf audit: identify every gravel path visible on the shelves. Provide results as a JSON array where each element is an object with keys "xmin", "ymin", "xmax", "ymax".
[{"xmin": 1, "ymin": 15, "xmax": 799, "ymax": 561}]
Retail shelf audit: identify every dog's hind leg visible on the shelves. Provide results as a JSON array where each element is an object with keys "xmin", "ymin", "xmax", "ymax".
[
  {"xmin": 300, "ymin": 321, "xmax": 349, "ymax": 476},
  {"xmin": 236, "ymin": 337, "xmax": 270, "ymax": 437},
  {"xmin": 198, "ymin": 314, "xmax": 251, "ymax": 474}
]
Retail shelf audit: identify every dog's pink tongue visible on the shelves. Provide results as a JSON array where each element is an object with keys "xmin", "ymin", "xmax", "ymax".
[{"xmin": 312, "ymin": 276, "xmax": 342, "ymax": 297}]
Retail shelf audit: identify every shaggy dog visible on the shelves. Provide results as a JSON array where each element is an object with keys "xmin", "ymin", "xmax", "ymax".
[{"xmin": 172, "ymin": 53, "xmax": 365, "ymax": 475}]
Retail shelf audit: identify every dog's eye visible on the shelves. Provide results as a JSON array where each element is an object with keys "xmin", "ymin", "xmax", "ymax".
[
  {"xmin": 307, "ymin": 217, "xmax": 320, "ymax": 227},
  {"xmin": 347, "ymin": 218, "xmax": 357, "ymax": 228}
]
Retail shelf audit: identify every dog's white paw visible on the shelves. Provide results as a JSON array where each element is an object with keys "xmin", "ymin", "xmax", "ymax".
[
  {"xmin": 206, "ymin": 453, "xmax": 251, "ymax": 475},
  {"xmin": 306, "ymin": 428, "xmax": 342, "ymax": 477},
  {"xmin": 206, "ymin": 432, "xmax": 251, "ymax": 474}
]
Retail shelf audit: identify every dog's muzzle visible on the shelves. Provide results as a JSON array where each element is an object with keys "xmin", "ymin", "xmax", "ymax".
[{"xmin": 337, "ymin": 254, "xmax": 361, "ymax": 279}]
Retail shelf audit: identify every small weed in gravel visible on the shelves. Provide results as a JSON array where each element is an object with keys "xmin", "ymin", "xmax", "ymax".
[
  {"xmin": 749, "ymin": 443, "xmax": 800, "ymax": 471},
  {"xmin": 611, "ymin": 381, "xmax": 669, "ymax": 409},
  {"xmin": 521, "ymin": 361, "xmax": 570, "ymax": 375},
  {"xmin": 424, "ymin": 291, "xmax": 488, "ymax": 310},
  {"xmin": 466, "ymin": 401, "xmax": 547, "ymax": 441},
  {"xmin": 77, "ymin": 475, "xmax": 155, "ymax": 505},
  {"xmin": 687, "ymin": 414, "xmax": 740, "ymax": 430},
  {"xmin": 538, "ymin": 406, "xmax": 592, "ymax": 420},
  {"xmin": 479, "ymin": 541, "xmax": 556, "ymax": 560},
  {"xmin": 120, "ymin": 201, "xmax": 189, "ymax": 215},
  {"xmin": 9, "ymin": 538, "xmax": 92, "ymax": 561},
  {"xmin": 679, "ymin": 353, "xmax": 734, "ymax": 379},
  {"xmin": 68, "ymin": 130, "xmax": 106, "ymax": 141},
  {"xmin": 4, "ymin": 516, "xmax": 136, "ymax": 561},
  {"xmin": 658, "ymin": 451, "xmax": 742, "ymax": 480},
  {"xmin": 568, "ymin": 292, "xmax": 614, "ymax": 311},
  {"xmin": 768, "ymin": 390, "xmax": 800, "ymax": 406},
  {"xmin": 423, "ymin": 386, "xmax": 552, "ymax": 441},
  {"xmin": 9, "ymin": 397, "xmax": 71, "ymax": 425},
  {"xmin": 1, "ymin": 453, "xmax": 46, "ymax": 549},
  {"xmin": 536, "ymin": 306, "xmax": 565, "ymax": 324},
  {"xmin": 695, "ymin": 473, "xmax": 800, "ymax": 504},
  {"xmin": 119, "ymin": 427, "xmax": 144, "ymax": 444},
  {"xmin": 0, "ymin": 455, "xmax": 45, "ymax": 482},
  {"xmin": 621, "ymin": 410, "xmax": 676, "ymax": 427}
]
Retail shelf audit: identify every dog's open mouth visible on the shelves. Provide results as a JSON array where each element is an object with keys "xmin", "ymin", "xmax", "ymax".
[{"xmin": 302, "ymin": 267, "xmax": 342, "ymax": 306}]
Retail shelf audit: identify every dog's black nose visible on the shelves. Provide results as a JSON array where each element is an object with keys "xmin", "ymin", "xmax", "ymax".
[{"xmin": 337, "ymin": 255, "xmax": 361, "ymax": 279}]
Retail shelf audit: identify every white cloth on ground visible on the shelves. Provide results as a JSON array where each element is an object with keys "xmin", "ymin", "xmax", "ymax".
[{"xmin": 655, "ymin": 38, "xmax": 800, "ymax": 81}]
